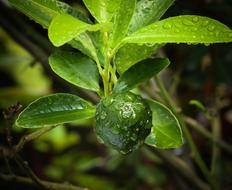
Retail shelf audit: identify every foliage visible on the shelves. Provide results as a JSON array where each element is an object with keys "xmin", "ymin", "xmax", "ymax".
[{"xmin": 9, "ymin": 0, "xmax": 232, "ymax": 153}]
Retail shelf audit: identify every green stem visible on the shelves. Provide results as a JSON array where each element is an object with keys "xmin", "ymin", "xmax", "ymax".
[
  {"xmin": 184, "ymin": 116, "xmax": 232, "ymax": 154},
  {"xmin": 154, "ymin": 75, "xmax": 216, "ymax": 188},
  {"xmin": 210, "ymin": 111, "xmax": 221, "ymax": 189},
  {"xmin": 102, "ymin": 32, "xmax": 111, "ymax": 97}
]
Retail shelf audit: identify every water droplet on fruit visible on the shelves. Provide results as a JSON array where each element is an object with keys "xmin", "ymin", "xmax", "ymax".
[
  {"xmin": 130, "ymin": 134, "xmax": 137, "ymax": 141},
  {"xmin": 120, "ymin": 103, "xmax": 136, "ymax": 119},
  {"xmin": 100, "ymin": 111, "xmax": 107, "ymax": 120},
  {"xmin": 119, "ymin": 150, "xmax": 127, "ymax": 154},
  {"xmin": 111, "ymin": 127, "xmax": 119, "ymax": 135}
]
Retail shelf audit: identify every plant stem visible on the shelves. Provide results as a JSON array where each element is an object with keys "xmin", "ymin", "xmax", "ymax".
[
  {"xmin": 14, "ymin": 125, "xmax": 58, "ymax": 153},
  {"xmin": 184, "ymin": 116, "xmax": 232, "ymax": 154},
  {"xmin": 150, "ymin": 148, "xmax": 210, "ymax": 190},
  {"xmin": 154, "ymin": 75, "xmax": 216, "ymax": 188},
  {"xmin": 0, "ymin": 173, "xmax": 87, "ymax": 190},
  {"xmin": 102, "ymin": 31, "xmax": 111, "ymax": 96},
  {"xmin": 210, "ymin": 110, "xmax": 221, "ymax": 188}
]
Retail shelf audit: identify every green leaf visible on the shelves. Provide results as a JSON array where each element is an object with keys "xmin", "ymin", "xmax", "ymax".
[
  {"xmin": 49, "ymin": 51, "xmax": 100, "ymax": 92},
  {"xmin": 145, "ymin": 100, "xmax": 183, "ymax": 148},
  {"xmin": 8, "ymin": 0, "xmax": 99, "ymax": 59},
  {"xmin": 83, "ymin": 0, "xmax": 121, "ymax": 23},
  {"xmin": 189, "ymin": 99, "xmax": 206, "ymax": 112},
  {"xmin": 113, "ymin": 58, "xmax": 170, "ymax": 93},
  {"xmin": 115, "ymin": 0, "xmax": 174, "ymax": 74},
  {"xmin": 8, "ymin": 0, "xmax": 89, "ymax": 28},
  {"xmin": 125, "ymin": 15, "xmax": 232, "ymax": 44},
  {"xmin": 115, "ymin": 44, "xmax": 161, "ymax": 74},
  {"xmin": 128, "ymin": 0, "xmax": 175, "ymax": 33},
  {"xmin": 69, "ymin": 33, "xmax": 98, "ymax": 60},
  {"xmin": 48, "ymin": 14, "xmax": 106, "ymax": 47},
  {"xmin": 110, "ymin": 0, "xmax": 136, "ymax": 48},
  {"xmin": 16, "ymin": 93, "xmax": 96, "ymax": 128}
]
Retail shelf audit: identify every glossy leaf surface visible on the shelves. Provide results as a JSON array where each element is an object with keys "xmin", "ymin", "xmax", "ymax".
[
  {"xmin": 145, "ymin": 100, "xmax": 183, "ymax": 148},
  {"xmin": 129, "ymin": 0, "xmax": 174, "ymax": 33},
  {"xmin": 114, "ymin": 58, "xmax": 170, "ymax": 93},
  {"xmin": 8, "ymin": 0, "xmax": 89, "ymax": 28},
  {"xmin": 125, "ymin": 15, "xmax": 232, "ymax": 44},
  {"xmin": 115, "ymin": 44, "xmax": 161, "ymax": 74},
  {"xmin": 48, "ymin": 14, "xmax": 104, "ymax": 47},
  {"xmin": 16, "ymin": 93, "xmax": 96, "ymax": 128},
  {"xmin": 115, "ymin": 0, "xmax": 174, "ymax": 74},
  {"xmin": 110, "ymin": 0, "xmax": 136, "ymax": 48},
  {"xmin": 8, "ymin": 0, "xmax": 99, "ymax": 59},
  {"xmin": 49, "ymin": 51, "xmax": 100, "ymax": 92},
  {"xmin": 83, "ymin": 0, "xmax": 121, "ymax": 23}
]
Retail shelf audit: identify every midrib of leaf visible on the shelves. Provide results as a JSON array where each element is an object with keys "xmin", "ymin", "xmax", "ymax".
[
  {"xmin": 155, "ymin": 126, "xmax": 180, "ymax": 144},
  {"xmin": 18, "ymin": 109, "xmax": 95, "ymax": 123},
  {"xmin": 11, "ymin": 0, "xmax": 58, "ymax": 27}
]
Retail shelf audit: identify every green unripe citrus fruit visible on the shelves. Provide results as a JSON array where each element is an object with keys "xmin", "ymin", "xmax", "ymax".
[{"xmin": 95, "ymin": 92, "xmax": 152, "ymax": 154}]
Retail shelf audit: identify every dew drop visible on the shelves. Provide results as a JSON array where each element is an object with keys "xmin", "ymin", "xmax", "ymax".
[
  {"xmin": 100, "ymin": 111, "xmax": 107, "ymax": 120},
  {"xmin": 111, "ymin": 127, "xmax": 119, "ymax": 135},
  {"xmin": 192, "ymin": 17, "xmax": 199, "ymax": 23},
  {"xmin": 163, "ymin": 22, "xmax": 172, "ymax": 29},
  {"xmin": 202, "ymin": 20, "xmax": 209, "ymax": 27},
  {"xmin": 182, "ymin": 19, "xmax": 194, "ymax": 26},
  {"xmin": 145, "ymin": 43, "xmax": 154, "ymax": 47},
  {"xmin": 208, "ymin": 25, "xmax": 215, "ymax": 32},
  {"xmin": 204, "ymin": 43, "xmax": 210, "ymax": 46},
  {"xmin": 119, "ymin": 150, "xmax": 127, "ymax": 154}
]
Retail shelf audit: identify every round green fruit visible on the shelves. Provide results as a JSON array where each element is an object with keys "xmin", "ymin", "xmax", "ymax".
[{"xmin": 95, "ymin": 92, "xmax": 152, "ymax": 154}]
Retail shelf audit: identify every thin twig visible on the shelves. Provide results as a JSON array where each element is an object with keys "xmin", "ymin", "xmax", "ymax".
[
  {"xmin": 184, "ymin": 116, "xmax": 232, "ymax": 154},
  {"xmin": 14, "ymin": 154, "xmax": 48, "ymax": 189},
  {"xmin": 150, "ymin": 148, "xmax": 210, "ymax": 190},
  {"xmin": 14, "ymin": 125, "xmax": 58, "ymax": 152},
  {"xmin": 0, "ymin": 173, "xmax": 88, "ymax": 190},
  {"xmin": 210, "ymin": 113, "xmax": 221, "ymax": 189}
]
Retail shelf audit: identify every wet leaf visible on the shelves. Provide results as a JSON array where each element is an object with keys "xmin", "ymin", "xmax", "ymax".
[
  {"xmin": 83, "ymin": 0, "xmax": 121, "ymax": 23},
  {"xmin": 16, "ymin": 93, "xmax": 96, "ymax": 128},
  {"xmin": 8, "ymin": 0, "xmax": 89, "ymax": 28},
  {"xmin": 114, "ymin": 58, "xmax": 170, "ymax": 93},
  {"xmin": 125, "ymin": 15, "xmax": 232, "ymax": 45},
  {"xmin": 129, "ymin": 0, "xmax": 174, "ymax": 33},
  {"xmin": 48, "ymin": 14, "xmax": 106, "ymax": 47},
  {"xmin": 115, "ymin": 44, "xmax": 161, "ymax": 74},
  {"xmin": 110, "ymin": 0, "xmax": 136, "ymax": 48},
  {"xmin": 145, "ymin": 100, "xmax": 183, "ymax": 148},
  {"xmin": 49, "ymin": 51, "xmax": 100, "ymax": 92},
  {"xmin": 115, "ymin": 0, "xmax": 174, "ymax": 74}
]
